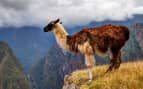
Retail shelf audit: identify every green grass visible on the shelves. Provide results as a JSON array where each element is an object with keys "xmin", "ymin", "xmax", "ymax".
[{"xmin": 67, "ymin": 61, "xmax": 143, "ymax": 89}]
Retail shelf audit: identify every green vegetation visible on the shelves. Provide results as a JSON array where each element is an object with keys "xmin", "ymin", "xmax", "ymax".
[{"xmin": 0, "ymin": 42, "xmax": 32, "ymax": 89}]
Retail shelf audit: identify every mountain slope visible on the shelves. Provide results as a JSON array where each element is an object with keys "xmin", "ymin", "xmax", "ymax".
[
  {"xmin": 63, "ymin": 61, "xmax": 143, "ymax": 89},
  {"xmin": 30, "ymin": 45, "xmax": 85, "ymax": 89},
  {"xmin": 121, "ymin": 23, "xmax": 143, "ymax": 60},
  {"xmin": 0, "ymin": 42, "xmax": 32, "ymax": 89}
]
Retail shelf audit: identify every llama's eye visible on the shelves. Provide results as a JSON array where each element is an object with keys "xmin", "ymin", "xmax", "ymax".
[
  {"xmin": 60, "ymin": 22, "xmax": 62, "ymax": 24},
  {"xmin": 51, "ymin": 22, "xmax": 54, "ymax": 25}
]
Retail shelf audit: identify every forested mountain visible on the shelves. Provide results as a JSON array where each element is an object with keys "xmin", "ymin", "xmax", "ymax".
[{"xmin": 0, "ymin": 42, "xmax": 32, "ymax": 89}]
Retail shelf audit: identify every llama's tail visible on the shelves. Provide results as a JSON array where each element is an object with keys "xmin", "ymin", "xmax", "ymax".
[{"xmin": 120, "ymin": 26, "xmax": 130, "ymax": 41}]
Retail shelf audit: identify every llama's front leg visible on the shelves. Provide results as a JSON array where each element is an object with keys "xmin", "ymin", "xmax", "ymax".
[{"xmin": 85, "ymin": 54, "xmax": 95, "ymax": 81}]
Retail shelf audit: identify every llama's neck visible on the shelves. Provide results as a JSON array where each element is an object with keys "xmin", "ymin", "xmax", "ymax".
[{"xmin": 52, "ymin": 23, "xmax": 69, "ymax": 50}]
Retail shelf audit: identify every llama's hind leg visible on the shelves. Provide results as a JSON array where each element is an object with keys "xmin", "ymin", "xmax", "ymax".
[
  {"xmin": 106, "ymin": 49, "xmax": 121, "ymax": 73},
  {"xmin": 105, "ymin": 61, "xmax": 115, "ymax": 73},
  {"xmin": 114, "ymin": 51, "xmax": 121, "ymax": 69},
  {"xmin": 84, "ymin": 54, "xmax": 95, "ymax": 81}
]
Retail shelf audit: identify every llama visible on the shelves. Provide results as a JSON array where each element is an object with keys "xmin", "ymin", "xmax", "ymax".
[{"xmin": 43, "ymin": 19, "xmax": 129, "ymax": 81}]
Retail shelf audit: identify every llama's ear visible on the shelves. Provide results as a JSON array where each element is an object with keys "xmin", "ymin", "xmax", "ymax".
[{"xmin": 54, "ymin": 18, "xmax": 60, "ymax": 23}]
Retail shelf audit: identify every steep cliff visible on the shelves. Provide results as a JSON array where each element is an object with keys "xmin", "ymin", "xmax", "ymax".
[
  {"xmin": 122, "ymin": 23, "xmax": 143, "ymax": 60},
  {"xmin": 134, "ymin": 23, "xmax": 143, "ymax": 51},
  {"xmin": 30, "ymin": 45, "xmax": 85, "ymax": 89},
  {"xmin": 0, "ymin": 42, "xmax": 32, "ymax": 89}
]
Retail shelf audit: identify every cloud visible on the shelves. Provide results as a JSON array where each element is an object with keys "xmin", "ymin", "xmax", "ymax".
[
  {"xmin": 0, "ymin": 0, "xmax": 31, "ymax": 10},
  {"xmin": 0, "ymin": 0, "xmax": 143, "ymax": 27}
]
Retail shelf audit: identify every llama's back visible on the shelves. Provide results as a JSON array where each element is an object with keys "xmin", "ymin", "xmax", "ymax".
[
  {"xmin": 82, "ymin": 24, "xmax": 129, "ymax": 41},
  {"xmin": 66, "ymin": 24, "xmax": 129, "ymax": 54},
  {"xmin": 81, "ymin": 24, "xmax": 130, "ymax": 55}
]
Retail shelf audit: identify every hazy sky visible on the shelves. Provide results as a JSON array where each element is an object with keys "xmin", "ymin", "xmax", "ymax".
[{"xmin": 0, "ymin": 0, "xmax": 143, "ymax": 27}]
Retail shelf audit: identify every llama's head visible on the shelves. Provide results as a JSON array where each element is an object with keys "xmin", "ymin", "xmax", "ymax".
[{"xmin": 44, "ymin": 19, "xmax": 61, "ymax": 32}]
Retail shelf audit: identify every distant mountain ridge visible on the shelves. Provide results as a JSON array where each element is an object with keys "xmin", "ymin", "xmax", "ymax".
[{"xmin": 0, "ymin": 27, "xmax": 55, "ymax": 71}]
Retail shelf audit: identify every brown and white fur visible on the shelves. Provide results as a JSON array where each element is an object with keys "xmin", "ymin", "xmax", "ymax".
[{"xmin": 44, "ymin": 19, "xmax": 129, "ymax": 81}]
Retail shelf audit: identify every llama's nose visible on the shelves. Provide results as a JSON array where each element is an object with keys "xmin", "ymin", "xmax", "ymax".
[{"xmin": 43, "ymin": 27, "xmax": 47, "ymax": 32}]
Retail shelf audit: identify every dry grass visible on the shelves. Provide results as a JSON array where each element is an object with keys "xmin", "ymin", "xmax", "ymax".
[{"xmin": 68, "ymin": 61, "xmax": 143, "ymax": 89}]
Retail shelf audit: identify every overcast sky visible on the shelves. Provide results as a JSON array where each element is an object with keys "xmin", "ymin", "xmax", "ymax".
[{"xmin": 0, "ymin": 0, "xmax": 143, "ymax": 27}]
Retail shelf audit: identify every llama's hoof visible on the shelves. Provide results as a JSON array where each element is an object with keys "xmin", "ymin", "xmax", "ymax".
[
  {"xmin": 88, "ymin": 79, "xmax": 92, "ymax": 82},
  {"xmin": 114, "ymin": 63, "xmax": 120, "ymax": 70}
]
